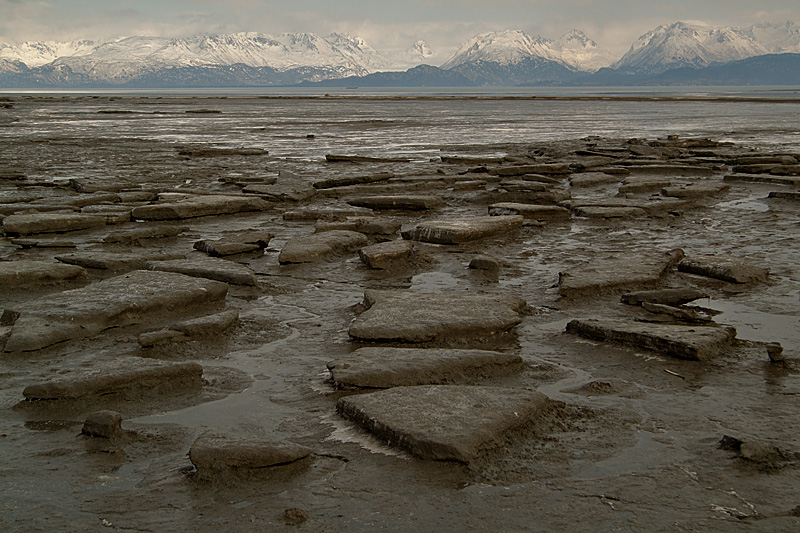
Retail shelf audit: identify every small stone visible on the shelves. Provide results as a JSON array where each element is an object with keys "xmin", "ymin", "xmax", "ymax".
[
  {"xmin": 82, "ymin": 411, "xmax": 122, "ymax": 438},
  {"xmin": 359, "ymin": 240, "xmax": 414, "ymax": 269},
  {"xmin": 283, "ymin": 508, "xmax": 307, "ymax": 525},
  {"xmin": 469, "ymin": 255, "xmax": 500, "ymax": 274},
  {"xmin": 766, "ymin": 342, "xmax": 784, "ymax": 362}
]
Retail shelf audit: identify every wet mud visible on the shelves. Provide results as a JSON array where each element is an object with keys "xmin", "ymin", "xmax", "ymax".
[{"xmin": 0, "ymin": 95, "xmax": 799, "ymax": 531}]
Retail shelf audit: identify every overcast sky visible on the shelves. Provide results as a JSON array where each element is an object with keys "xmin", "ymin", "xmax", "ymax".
[{"xmin": 2, "ymin": 0, "xmax": 799, "ymax": 60}]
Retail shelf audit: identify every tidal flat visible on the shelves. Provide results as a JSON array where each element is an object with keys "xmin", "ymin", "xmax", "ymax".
[{"xmin": 1, "ymin": 95, "xmax": 799, "ymax": 531}]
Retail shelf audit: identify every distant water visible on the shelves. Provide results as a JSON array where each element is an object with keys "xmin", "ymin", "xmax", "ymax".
[{"xmin": 2, "ymin": 86, "xmax": 800, "ymax": 161}]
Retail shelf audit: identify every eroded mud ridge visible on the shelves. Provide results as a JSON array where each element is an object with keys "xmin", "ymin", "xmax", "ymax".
[{"xmin": 1, "ymin": 96, "xmax": 799, "ymax": 531}]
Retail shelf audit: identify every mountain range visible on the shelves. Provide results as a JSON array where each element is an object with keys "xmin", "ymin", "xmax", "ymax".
[{"xmin": 1, "ymin": 21, "xmax": 799, "ymax": 88}]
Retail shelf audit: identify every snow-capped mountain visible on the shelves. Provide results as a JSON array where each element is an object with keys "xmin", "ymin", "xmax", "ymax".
[
  {"xmin": 612, "ymin": 21, "xmax": 800, "ymax": 75},
  {"xmin": 441, "ymin": 29, "xmax": 614, "ymax": 72},
  {"xmin": 0, "ymin": 40, "xmax": 98, "ymax": 67},
  {"xmin": 1, "ymin": 32, "xmax": 392, "ymax": 83},
  {"xmin": 407, "ymin": 40, "xmax": 434, "ymax": 63}
]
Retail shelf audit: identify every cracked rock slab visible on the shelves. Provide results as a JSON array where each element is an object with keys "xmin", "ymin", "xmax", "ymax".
[
  {"xmin": 565, "ymin": 319, "xmax": 736, "ymax": 361},
  {"xmin": 402, "ymin": 215, "xmax": 523, "ymax": 244},
  {"xmin": 279, "ymin": 230, "xmax": 368, "ymax": 264},
  {"xmin": 336, "ymin": 385, "xmax": 553, "ymax": 462},
  {"xmin": 327, "ymin": 347, "xmax": 523, "ymax": 388},
  {"xmin": 559, "ymin": 249, "xmax": 684, "ymax": 297},
  {"xmin": 2, "ymin": 270, "xmax": 228, "ymax": 352},
  {"xmin": 347, "ymin": 195, "xmax": 445, "ymax": 211},
  {"xmin": 55, "ymin": 250, "xmax": 185, "ymax": 271},
  {"xmin": 349, "ymin": 289, "xmax": 526, "ymax": 343},
  {"xmin": 193, "ymin": 231, "xmax": 273, "ymax": 257}
]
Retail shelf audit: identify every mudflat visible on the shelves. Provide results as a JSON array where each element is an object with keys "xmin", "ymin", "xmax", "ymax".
[{"xmin": 0, "ymin": 95, "xmax": 798, "ymax": 532}]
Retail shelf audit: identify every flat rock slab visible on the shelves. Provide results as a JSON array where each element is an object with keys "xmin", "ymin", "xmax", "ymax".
[
  {"xmin": 313, "ymin": 172, "xmax": 394, "ymax": 189},
  {"xmin": 347, "ymin": 195, "xmax": 445, "ymax": 211},
  {"xmin": 621, "ymin": 288, "xmax": 709, "ymax": 306},
  {"xmin": 618, "ymin": 177, "xmax": 673, "ymax": 193},
  {"xmin": 678, "ymin": 255, "xmax": 769, "ymax": 283},
  {"xmin": 104, "ymin": 225, "xmax": 188, "ymax": 244},
  {"xmin": 144, "ymin": 257, "xmax": 257, "ymax": 286},
  {"xmin": 336, "ymin": 385, "xmax": 552, "ymax": 462},
  {"xmin": 572, "ymin": 206, "xmax": 648, "ymax": 219},
  {"xmin": 2, "ymin": 213, "xmax": 107, "ymax": 235},
  {"xmin": 244, "ymin": 182, "xmax": 317, "ymax": 203},
  {"xmin": 23, "ymin": 360, "xmax": 203, "ymax": 400},
  {"xmin": 193, "ymin": 231, "xmax": 273, "ymax": 257},
  {"xmin": 349, "ymin": 290, "xmax": 527, "ymax": 343},
  {"xmin": 359, "ymin": 240, "xmax": 414, "ymax": 269},
  {"xmin": 0, "ymin": 260, "xmax": 89, "ymax": 289},
  {"xmin": 569, "ymin": 172, "xmax": 622, "ymax": 188},
  {"xmin": 131, "ymin": 195, "xmax": 266, "ymax": 221},
  {"xmin": 3, "ymin": 270, "xmax": 228, "ymax": 353},
  {"xmin": 279, "ymin": 230, "xmax": 368, "ymax": 264},
  {"xmin": 316, "ymin": 217, "xmax": 401, "ymax": 236},
  {"xmin": 402, "ymin": 215, "xmax": 523, "ymax": 244},
  {"xmin": 559, "ymin": 249, "xmax": 685, "ymax": 297},
  {"xmin": 139, "ymin": 309, "xmax": 239, "ymax": 347},
  {"xmin": 189, "ymin": 432, "xmax": 311, "ymax": 478},
  {"xmin": 55, "ymin": 251, "xmax": 184, "ymax": 271},
  {"xmin": 491, "ymin": 163, "xmax": 571, "ymax": 176},
  {"xmin": 561, "ymin": 197, "xmax": 690, "ymax": 216},
  {"xmin": 327, "ymin": 347, "xmax": 523, "ymax": 388},
  {"xmin": 565, "ymin": 319, "xmax": 736, "ymax": 361},
  {"xmin": 283, "ymin": 206, "xmax": 373, "ymax": 221},
  {"xmin": 488, "ymin": 203, "xmax": 571, "ymax": 222},
  {"xmin": 661, "ymin": 182, "xmax": 730, "ymax": 198}
]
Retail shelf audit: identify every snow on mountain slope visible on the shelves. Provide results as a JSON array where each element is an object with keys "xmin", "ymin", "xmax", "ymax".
[
  {"xmin": 613, "ymin": 21, "xmax": 769, "ymax": 74},
  {"xmin": 0, "ymin": 40, "xmax": 98, "ymax": 67},
  {"xmin": 747, "ymin": 21, "xmax": 800, "ymax": 52},
  {"xmin": 441, "ymin": 29, "xmax": 613, "ymax": 72},
  {"xmin": 16, "ymin": 32, "xmax": 390, "ymax": 82},
  {"xmin": 549, "ymin": 30, "xmax": 617, "ymax": 71}
]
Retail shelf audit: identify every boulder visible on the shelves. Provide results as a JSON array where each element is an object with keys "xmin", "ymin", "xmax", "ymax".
[
  {"xmin": 349, "ymin": 289, "xmax": 526, "ymax": 343},
  {"xmin": 559, "ymin": 249, "xmax": 684, "ymax": 297},
  {"xmin": 327, "ymin": 347, "xmax": 523, "ymax": 388},
  {"xmin": 336, "ymin": 385, "xmax": 553, "ymax": 462},
  {"xmin": 402, "ymin": 215, "xmax": 523, "ymax": 244},
  {"xmin": 23, "ymin": 360, "xmax": 203, "ymax": 400},
  {"xmin": 2, "ymin": 213, "xmax": 107, "ymax": 235},
  {"xmin": 678, "ymin": 255, "xmax": 769, "ymax": 283},
  {"xmin": 565, "ymin": 319, "xmax": 736, "ymax": 361},
  {"xmin": 0, "ymin": 260, "xmax": 89, "ymax": 289},
  {"xmin": 279, "ymin": 230, "xmax": 368, "ymax": 264},
  {"xmin": 2, "ymin": 270, "xmax": 228, "ymax": 352},
  {"xmin": 359, "ymin": 240, "xmax": 414, "ymax": 269},
  {"xmin": 347, "ymin": 195, "xmax": 445, "ymax": 211},
  {"xmin": 193, "ymin": 231, "xmax": 273, "ymax": 257},
  {"xmin": 189, "ymin": 432, "xmax": 312, "ymax": 479},
  {"xmin": 144, "ymin": 256, "xmax": 258, "ymax": 286},
  {"xmin": 131, "ymin": 195, "xmax": 266, "ymax": 221},
  {"xmin": 488, "ymin": 203, "xmax": 570, "ymax": 222}
]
